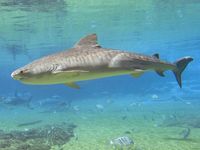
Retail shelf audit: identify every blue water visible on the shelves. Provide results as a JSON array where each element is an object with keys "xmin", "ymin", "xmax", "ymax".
[{"xmin": 0, "ymin": 0, "xmax": 200, "ymax": 149}]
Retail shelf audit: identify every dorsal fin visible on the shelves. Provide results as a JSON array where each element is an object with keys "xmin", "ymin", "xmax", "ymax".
[
  {"xmin": 152, "ymin": 53, "xmax": 159, "ymax": 59},
  {"xmin": 74, "ymin": 34, "xmax": 101, "ymax": 48}
]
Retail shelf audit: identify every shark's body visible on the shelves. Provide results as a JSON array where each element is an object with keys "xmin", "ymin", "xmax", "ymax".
[{"xmin": 11, "ymin": 34, "xmax": 193, "ymax": 89}]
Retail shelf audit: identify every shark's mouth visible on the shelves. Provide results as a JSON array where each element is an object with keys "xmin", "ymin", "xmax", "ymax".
[{"xmin": 12, "ymin": 75, "xmax": 28, "ymax": 81}]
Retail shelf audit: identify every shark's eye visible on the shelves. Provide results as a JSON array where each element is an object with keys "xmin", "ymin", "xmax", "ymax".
[{"xmin": 20, "ymin": 70, "xmax": 24, "ymax": 74}]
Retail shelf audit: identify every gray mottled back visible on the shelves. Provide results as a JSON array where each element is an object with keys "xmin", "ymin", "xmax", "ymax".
[
  {"xmin": 23, "ymin": 34, "xmax": 121, "ymax": 73},
  {"xmin": 18, "ymin": 34, "xmax": 168, "ymax": 74}
]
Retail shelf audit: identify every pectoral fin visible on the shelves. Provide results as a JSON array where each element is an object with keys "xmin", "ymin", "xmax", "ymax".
[
  {"xmin": 131, "ymin": 71, "xmax": 145, "ymax": 78},
  {"xmin": 64, "ymin": 82, "xmax": 80, "ymax": 89},
  {"xmin": 156, "ymin": 70, "xmax": 165, "ymax": 77}
]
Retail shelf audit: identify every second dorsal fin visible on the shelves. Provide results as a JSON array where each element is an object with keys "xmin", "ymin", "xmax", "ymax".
[
  {"xmin": 74, "ymin": 33, "xmax": 101, "ymax": 48},
  {"xmin": 152, "ymin": 53, "xmax": 159, "ymax": 59}
]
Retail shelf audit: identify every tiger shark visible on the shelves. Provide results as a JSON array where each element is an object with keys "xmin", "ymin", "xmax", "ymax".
[{"xmin": 11, "ymin": 34, "xmax": 193, "ymax": 89}]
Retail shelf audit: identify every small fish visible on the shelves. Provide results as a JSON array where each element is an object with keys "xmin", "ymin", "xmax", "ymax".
[
  {"xmin": 51, "ymin": 95, "xmax": 60, "ymax": 99},
  {"xmin": 122, "ymin": 115, "xmax": 127, "ymax": 120},
  {"xmin": 96, "ymin": 104, "xmax": 104, "ymax": 110},
  {"xmin": 124, "ymin": 131, "xmax": 131, "ymax": 134},
  {"xmin": 17, "ymin": 120, "xmax": 42, "ymax": 127},
  {"xmin": 106, "ymin": 99, "xmax": 113, "ymax": 104},
  {"xmin": 151, "ymin": 94, "xmax": 159, "ymax": 100},
  {"xmin": 0, "ymin": 96, "xmax": 6, "ymax": 102},
  {"xmin": 11, "ymin": 34, "xmax": 193, "ymax": 89},
  {"xmin": 73, "ymin": 105, "xmax": 79, "ymax": 111},
  {"xmin": 110, "ymin": 136, "xmax": 134, "ymax": 148},
  {"xmin": 38, "ymin": 96, "xmax": 71, "ymax": 109},
  {"xmin": 0, "ymin": 91, "xmax": 33, "ymax": 109},
  {"xmin": 38, "ymin": 99, "xmax": 70, "ymax": 112},
  {"xmin": 180, "ymin": 127, "xmax": 191, "ymax": 139},
  {"xmin": 129, "ymin": 102, "xmax": 137, "ymax": 106}
]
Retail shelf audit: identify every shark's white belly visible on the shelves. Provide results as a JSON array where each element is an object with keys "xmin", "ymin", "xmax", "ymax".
[{"xmin": 21, "ymin": 69, "xmax": 143, "ymax": 85}]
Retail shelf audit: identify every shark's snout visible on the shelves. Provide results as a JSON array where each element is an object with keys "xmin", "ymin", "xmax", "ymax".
[
  {"xmin": 11, "ymin": 72, "xmax": 15, "ymax": 78},
  {"xmin": 11, "ymin": 70, "xmax": 24, "ymax": 80},
  {"xmin": 11, "ymin": 70, "xmax": 20, "ymax": 79}
]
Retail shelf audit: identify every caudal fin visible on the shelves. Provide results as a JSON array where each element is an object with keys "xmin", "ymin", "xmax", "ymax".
[{"xmin": 173, "ymin": 56, "xmax": 193, "ymax": 88}]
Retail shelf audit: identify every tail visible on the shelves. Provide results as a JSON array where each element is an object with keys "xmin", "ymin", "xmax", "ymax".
[{"xmin": 173, "ymin": 56, "xmax": 193, "ymax": 88}]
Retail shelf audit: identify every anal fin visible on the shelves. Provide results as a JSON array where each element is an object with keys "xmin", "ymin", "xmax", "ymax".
[{"xmin": 64, "ymin": 82, "xmax": 80, "ymax": 89}]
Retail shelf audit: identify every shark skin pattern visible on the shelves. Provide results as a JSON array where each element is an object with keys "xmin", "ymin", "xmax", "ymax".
[{"xmin": 11, "ymin": 34, "xmax": 193, "ymax": 89}]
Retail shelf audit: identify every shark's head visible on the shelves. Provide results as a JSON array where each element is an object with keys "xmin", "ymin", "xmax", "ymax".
[
  {"xmin": 11, "ymin": 64, "xmax": 39, "ymax": 84},
  {"xmin": 11, "ymin": 60, "xmax": 74, "ymax": 85},
  {"xmin": 11, "ymin": 62, "xmax": 55, "ymax": 84},
  {"xmin": 11, "ymin": 66, "xmax": 33, "ymax": 81}
]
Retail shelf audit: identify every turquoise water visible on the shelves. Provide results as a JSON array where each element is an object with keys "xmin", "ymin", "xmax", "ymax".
[{"xmin": 0, "ymin": 0, "xmax": 200, "ymax": 149}]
